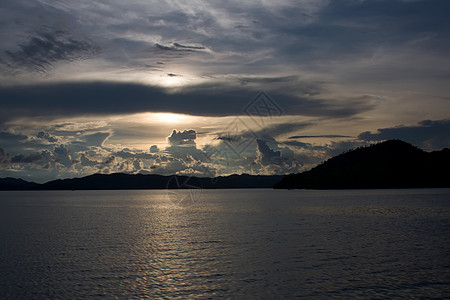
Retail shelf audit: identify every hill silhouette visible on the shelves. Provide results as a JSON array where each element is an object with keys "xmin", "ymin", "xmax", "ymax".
[
  {"xmin": 275, "ymin": 140, "xmax": 450, "ymax": 189},
  {"xmin": 0, "ymin": 177, "xmax": 40, "ymax": 190},
  {"xmin": 0, "ymin": 173, "xmax": 283, "ymax": 190}
]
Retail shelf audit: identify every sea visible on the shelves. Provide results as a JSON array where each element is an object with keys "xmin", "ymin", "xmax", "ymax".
[{"xmin": 1, "ymin": 188, "xmax": 449, "ymax": 299}]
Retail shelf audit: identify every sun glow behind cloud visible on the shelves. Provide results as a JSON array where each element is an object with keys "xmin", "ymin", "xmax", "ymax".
[{"xmin": 150, "ymin": 113, "xmax": 192, "ymax": 124}]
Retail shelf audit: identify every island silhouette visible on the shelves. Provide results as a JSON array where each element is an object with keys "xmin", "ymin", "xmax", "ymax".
[{"xmin": 274, "ymin": 140, "xmax": 450, "ymax": 189}]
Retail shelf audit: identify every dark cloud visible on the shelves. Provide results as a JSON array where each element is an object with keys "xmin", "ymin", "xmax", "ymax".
[
  {"xmin": 153, "ymin": 42, "xmax": 206, "ymax": 58},
  {"xmin": 255, "ymin": 139, "xmax": 281, "ymax": 165},
  {"xmin": 37, "ymin": 131, "xmax": 58, "ymax": 143},
  {"xmin": 155, "ymin": 43, "xmax": 187, "ymax": 52},
  {"xmin": 150, "ymin": 145, "xmax": 159, "ymax": 153},
  {"xmin": 2, "ymin": 27, "xmax": 100, "ymax": 73},
  {"xmin": 53, "ymin": 144, "xmax": 72, "ymax": 167},
  {"xmin": 238, "ymin": 75, "xmax": 299, "ymax": 85},
  {"xmin": 172, "ymin": 43, "xmax": 205, "ymax": 50},
  {"xmin": 276, "ymin": 0, "xmax": 450, "ymax": 63},
  {"xmin": 0, "ymin": 81, "xmax": 374, "ymax": 123},
  {"xmin": 289, "ymin": 135, "xmax": 352, "ymax": 139},
  {"xmin": 0, "ymin": 131, "xmax": 27, "ymax": 142},
  {"xmin": 358, "ymin": 119, "xmax": 450, "ymax": 150},
  {"xmin": 101, "ymin": 156, "xmax": 115, "ymax": 165},
  {"xmin": 0, "ymin": 131, "xmax": 28, "ymax": 151},
  {"xmin": 216, "ymin": 135, "xmax": 244, "ymax": 143},
  {"xmin": 11, "ymin": 153, "xmax": 43, "ymax": 164},
  {"xmin": 79, "ymin": 153, "xmax": 97, "ymax": 167},
  {"xmin": 0, "ymin": 147, "xmax": 11, "ymax": 167}
]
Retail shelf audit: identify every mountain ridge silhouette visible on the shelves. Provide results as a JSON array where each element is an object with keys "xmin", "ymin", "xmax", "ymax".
[
  {"xmin": 274, "ymin": 140, "xmax": 450, "ymax": 189},
  {"xmin": 0, "ymin": 173, "xmax": 283, "ymax": 190}
]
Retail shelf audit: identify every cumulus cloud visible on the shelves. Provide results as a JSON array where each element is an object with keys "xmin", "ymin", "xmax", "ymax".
[
  {"xmin": 53, "ymin": 144, "xmax": 72, "ymax": 168},
  {"xmin": 79, "ymin": 153, "xmax": 97, "ymax": 167},
  {"xmin": 37, "ymin": 131, "xmax": 58, "ymax": 143},
  {"xmin": 252, "ymin": 138, "xmax": 303, "ymax": 175},
  {"xmin": 101, "ymin": 155, "xmax": 115, "ymax": 165},
  {"xmin": 0, "ymin": 124, "xmax": 396, "ymax": 182},
  {"xmin": 168, "ymin": 129, "xmax": 196, "ymax": 146},
  {"xmin": 150, "ymin": 145, "xmax": 159, "ymax": 153},
  {"xmin": 255, "ymin": 139, "xmax": 281, "ymax": 164}
]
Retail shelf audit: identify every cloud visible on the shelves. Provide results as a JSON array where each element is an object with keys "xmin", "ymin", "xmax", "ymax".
[
  {"xmin": 148, "ymin": 157, "xmax": 207, "ymax": 176},
  {"xmin": 53, "ymin": 144, "xmax": 72, "ymax": 167},
  {"xmin": 155, "ymin": 43, "xmax": 206, "ymax": 52},
  {"xmin": 0, "ymin": 131, "xmax": 28, "ymax": 143},
  {"xmin": 257, "ymin": 121, "xmax": 312, "ymax": 137},
  {"xmin": 0, "ymin": 131, "xmax": 29, "ymax": 152},
  {"xmin": 358, "ymin": 119, "xmax": 450, "ymax": 150},
  {"xmin": 167, "ymin": 129, "xmax": 196, "ymax": 146},
  {"xmin": 289, "ymin": 135, "xmax": 352, "ymax": 139},
  {"xmin": 84, "ymin": 132, "xmax": 110, "ymax": 147},
  {"xmin": 0, "ymin": 77, "xmax": 377, "ymax": 124},
  {"xmin": 37, "ymin": 131, "xmax": 58, "ymax": 143},
  {"xmin": 0, "ymin": 147, "xmax": 11, "ymax": 168},
  {"xmin": 173, "ymin": 43, "xmax": 206, "ymax": 50},
  {"xmin": 2, "ymin": 0, "xmax": 450, "ymax": 89},
  {"xmin": 2, "ymin": 27, "xmax": 100, "ymax": 74},
  {"xmin": 101, "ymin": 155, "xmax": 115, "ymax": 165},
  {"xmin": 79, "ymin": 153, "xmax": 97, "ymax": 167},
  {"xmin": 283, "ymin": 140, "xmax": 317, "ymax": 150},
  {"xmin": 150, "ymin": 145, "xmax": 159, "ymax": 153},
  {"xmin": 252, "ymin": 138, "xmax": 303, "ymax": 175},
  {"xmin": 11, "ymin": 153, "xmax": 43, "ymax": 164},
  {"xmin": 255, "ymin": 139, "xmax": 281, "ymax": 165}
]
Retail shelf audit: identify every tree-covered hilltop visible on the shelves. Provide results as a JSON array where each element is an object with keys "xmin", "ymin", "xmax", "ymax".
[{"xmin": 274, "ymin": 140, "xmax": 450, "ymax": 189}]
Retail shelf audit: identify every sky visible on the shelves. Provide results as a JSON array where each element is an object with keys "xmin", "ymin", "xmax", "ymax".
[{"xmin": 1, "ymin": 0, "xmax": 449, "ymax": 183}]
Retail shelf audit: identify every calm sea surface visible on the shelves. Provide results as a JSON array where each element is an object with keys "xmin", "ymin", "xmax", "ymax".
[{"xmin": 1, "ymin": 189, "xmax": 449, "ymax": 299}]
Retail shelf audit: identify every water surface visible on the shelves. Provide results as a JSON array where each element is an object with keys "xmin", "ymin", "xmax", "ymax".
[{"xmin": 1, "ymin": 189, "xmax": 449, "ymax": 298}]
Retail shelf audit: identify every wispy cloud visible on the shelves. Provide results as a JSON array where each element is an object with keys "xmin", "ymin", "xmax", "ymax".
[{"xmin": 2, "ymin": 27, "xmax": 100, "ymax": 74}]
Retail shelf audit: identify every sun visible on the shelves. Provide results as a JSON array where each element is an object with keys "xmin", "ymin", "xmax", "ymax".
[
  {"xmin": 152, "ymin": 113, "xmax": 188, "ymax": 123},
  {"xmin": 155, "ymin": 73, "xmax": 191, "ymax": 87}
]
